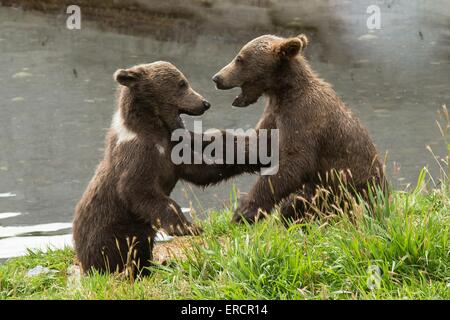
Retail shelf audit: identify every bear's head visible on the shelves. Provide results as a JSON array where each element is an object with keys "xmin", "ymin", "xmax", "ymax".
[
  {"xmin": 114, "ymin": 62, "xmax": 210, "ymax": 131},
  {"xmin": 212, "ymin": 34, "xmax": 308, "ymax": 107}
]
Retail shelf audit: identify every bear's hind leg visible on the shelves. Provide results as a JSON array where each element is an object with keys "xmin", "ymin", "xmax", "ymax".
[
  {"xmin": 279, "ymin": 183, "xmax": 316, "ymax": 225},
  {"xmin": 81, "ymin": 228, "xmax": 155, "ymax": 277}
]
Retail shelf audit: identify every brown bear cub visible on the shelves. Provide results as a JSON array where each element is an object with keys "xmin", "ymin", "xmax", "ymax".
[
  {"xmin": 212, "ymin": 34, "xmax": 386, "ymax": 224},
  {"xmin": 73, "ymin": 62, "xmax": 246, "ymax": 275}
]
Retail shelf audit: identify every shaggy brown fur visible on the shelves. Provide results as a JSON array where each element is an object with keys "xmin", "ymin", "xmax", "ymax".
[
  {"xmin": 212, "ymin": 34, "xmax": 386, "ymax": 224},
  {"xmin": 73, "ymin": 62, "xmax": 256, "ymax": 275}
]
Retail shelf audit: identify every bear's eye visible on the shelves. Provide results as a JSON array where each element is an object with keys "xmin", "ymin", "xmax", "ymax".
[
  {"xmin": 235, "ymin": 56, "xmax": 243, "ymax": 63},
  {"xmin": 178, "ymin": 80, "xmax": 188, "ymax": 89}
]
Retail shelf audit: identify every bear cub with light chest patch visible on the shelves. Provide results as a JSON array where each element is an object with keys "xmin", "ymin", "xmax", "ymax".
[{"xmin": 73, "ymin": 62, "xmax": 240, "ymax": 275}]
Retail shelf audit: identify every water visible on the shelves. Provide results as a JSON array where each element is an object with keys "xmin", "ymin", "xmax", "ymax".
[{"xmin": 0, "ymin": 1, "xmax": 449, "ymax": 258}]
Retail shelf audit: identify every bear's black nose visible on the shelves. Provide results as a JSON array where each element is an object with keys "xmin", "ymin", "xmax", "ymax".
[
  {"xmin": 212, "ymin": 74, "xmax": 221, "ymax": 84},
  {"xmin": 203, "ymin": 100, "xmax": 211, "ymax": 110},
  {"xmin": 212, "ymin": 74, "xmax": 231, "ymax": 90}
]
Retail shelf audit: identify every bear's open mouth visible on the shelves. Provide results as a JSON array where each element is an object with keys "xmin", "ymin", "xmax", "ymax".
[
  {"xmin": 232, "ymin": 88, "xmax": 256, "ymax": 108},
  {"xmin": 215, "ymin": 82, "xmax": 235, "ymax": 90},
  {"xmin": 175, "ymin": 108, "xmax": 204, "ymax": 129},
  {"xmin": 231, "ymin": 84, "xmax": 263, "ymax": 108},
  {"xmin": 232, "ymin": 91, "xmax": 246, "ymax": 108},
  {"xmin": 178, "ymin": 108, "xmax": 205, "ymax": 116}
]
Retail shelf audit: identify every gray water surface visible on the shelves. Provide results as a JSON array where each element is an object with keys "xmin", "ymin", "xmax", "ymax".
[{"xmin": 0, "ymin": 1, "xmax": 449, "ymax": 257}]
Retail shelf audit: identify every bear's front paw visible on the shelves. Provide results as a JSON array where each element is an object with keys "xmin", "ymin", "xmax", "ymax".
[{"xmin": 231, "ymin": 206, "xmax": 260, "ymax": 224}]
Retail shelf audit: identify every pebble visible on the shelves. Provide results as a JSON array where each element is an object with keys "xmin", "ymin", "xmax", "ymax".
[
  {"xmin": 358, "ymin": 34, "xmax": 378, "ymax": 41},
  {"xmin": 26, "ymin": 265, "xmax": 58, "ymax": 277},
  {"xmin": 12, "ymin": 72, "xmax": 33, "ymax": 79}
]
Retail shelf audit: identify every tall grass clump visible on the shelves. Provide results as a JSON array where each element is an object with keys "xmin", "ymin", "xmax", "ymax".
[{"xmin": 168, "ymin": 166, "xmax": 448, "ymax": 299}]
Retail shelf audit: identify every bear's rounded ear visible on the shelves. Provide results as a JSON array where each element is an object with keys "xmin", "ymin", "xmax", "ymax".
[
  {"xmin": 296, "ymin": 34, "xmax": 309, "ymax": 50},
  {"xmin": 278, "ymin": 34, "xmax": 308, "ymax": 58},
  {"xmin": 114, "ymin": 69, "xmax": 140, "ymax": 87}
]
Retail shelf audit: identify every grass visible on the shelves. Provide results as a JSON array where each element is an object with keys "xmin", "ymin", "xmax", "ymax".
[{"xmin": 0, "ymin": 171, "xmax": 449, "ymax": 300}]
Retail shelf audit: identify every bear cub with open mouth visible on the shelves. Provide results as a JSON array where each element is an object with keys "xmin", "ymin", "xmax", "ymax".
[{"xmin": 213, "ymin": 35, "xmax": 386, "ymax": 224}]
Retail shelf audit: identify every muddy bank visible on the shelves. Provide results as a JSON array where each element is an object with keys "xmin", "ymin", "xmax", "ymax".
[{"xmin": 0, "ymin": 0, "xmax": 340, "ymax": 42}]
